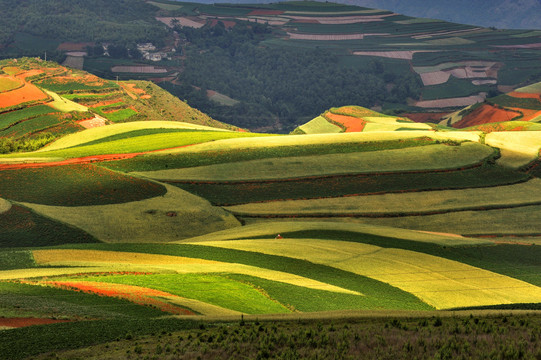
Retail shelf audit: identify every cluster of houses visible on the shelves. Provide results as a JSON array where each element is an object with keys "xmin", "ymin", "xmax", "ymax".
[{"xmin": 136, "ymin": 43, "xmax": 172, "ymax": 62}]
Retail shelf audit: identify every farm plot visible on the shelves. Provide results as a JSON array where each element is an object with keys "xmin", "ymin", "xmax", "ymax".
[
  {"xmin": 44, "ymin": 90, "xmax": 88, "ymax": 113},
  {"xmin": 0, "ymin": 76, "xmax": 22, "ymax": 92},
  {"xmin": 0, "ymin": 114, "xmax": 62, "ymax": 138},
  {"xmin": 225, "ymin": 178, "xmax": 541, "ymax": 217},
  {"xmin": 136, "ymin": 143, "xmax": 494, "ymax": 181},
  {"xmin": 0, "ymin": 83, "xmax": 48, "ymax": 109},
  {"xmin": 0, "ymin": 164, "xmax": 166, "ymax": 206},
  {"xmin": 35, "ymin": 77, "xmax": 118, "ymax": 94},
  {"xmin": 0, "ymin": 204, "xmax": 97, "ymax": 248},
  {"xmin": 0, "ymin": 105, "xmax": 56, "ymax": 130},
  {"xmin": 21, "ymin": 184, "xmax": 240, "ymax": 242},
  {"xmin": 454, "ymin": 103, "xmax": 522, "ymax": 128},
  {"xmin": 297, "ymin": 116, "xmax": 342, "ymax": 134},
  {"xmin": 40, "ymin": 121, "xmax": 230, "ymax": 152},
  {"xmin": 172, "ymin": 164, "xmax": 527, "ymax": 206},
  {"xmin": 485, "ymin": 131, "xmax": 541, "ymax": 168},
  {"xmin": 31, "ymin": 249, "xmax": 359, "ymax": 295},
  {"xmin": 357, "ymin": 204, "xmax": 541, "ymax": 236},
  {"xmin": 415, "ymin": 94, "xmax": 486, "ymax": 109},
  {"xmin": 24, "ymin": 130, "xmax": 262, "ymax": 160},
  {"xmin": 194, "ymin": 238, "xmax": 541, "ymax": 309},
  {"xmin": 324, "ymin": 113, "xmax": 365, "ymax": 132}
]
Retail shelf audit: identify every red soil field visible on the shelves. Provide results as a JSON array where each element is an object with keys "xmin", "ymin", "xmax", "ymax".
[
  {"xmin": 0, "ymin": 83, "xmax": 48, "ymax": 109},
  {"xmin": 248, "ymin": 10, "xmax": 284, "ymax": 15},
  {"xmin": 403, "ymin": 112, "xmax": 449, "ymax": 123},
  {"xmin": 42, "ymin": 281, "xmax": 196, "ymax": 315},
  {"xmin": 454, "ymin": 104, "xmax": 521, "ymax": 128},
  {"xmin": 16, "ymin": 69, "xmax": 44, "ymax": 80},
  {"xmin": 0, "ymin": 317, "xmax": 72, "ymax": 328},
  {"xmin": 326, "ymin": 112, "xmax": 366, "ymax": 132},
  {"xmin": 508, "ymin": 91, "xmax": 541, "ymax": 99}
]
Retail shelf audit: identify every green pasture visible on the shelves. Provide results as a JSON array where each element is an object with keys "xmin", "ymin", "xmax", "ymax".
[
  {"xmin": 0, "ymin": 164, "xmax": 166, "ymax": 206},
  {"xmin": 103, "ymin": 137, "xmax": 441, "ymax": 173},
  {"xmin": 226, "ymin": 178, "xmax": 541, "ymax": 217},
  {"xmin": 40, "ymin": 121, "xmax": 231, "ymax": 152},
  {"xmin": 62, "ymin": 93, "xmax": 119, "ymax": 101},
  {"xmin": 0, "ymin": 204, "xmax": 97, "ymax": 248},
  {"xmin": 0, "ymin": 114, "xmax": 62, "ymax": 138},
  {"xmin": 73, "ymin": 273, "xmax": 289, "ymax": 314},
  {"xmin": 516, "ymin": 82, "xmax": 541, "ymax": 94},
  {"xmin": 0, "ymin": 105, "xmax": 55, "ymax": 130},
  {"xmin": 22, "ymin": 184, "xmax": 240, "ymax": 242},
  {"xmin": 136, "ymin": 142, "xmax": 495, "ymax": 181},
  {"xmin": 172, "ymin": 163, "xmax": 527, "ymax": 206}
]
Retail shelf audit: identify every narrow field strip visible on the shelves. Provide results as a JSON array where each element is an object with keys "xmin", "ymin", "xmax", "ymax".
[
  {"xmin": 153, "ymin": 131, "xmax": 481, "ymax": 155},
  {"xmin": 137, "ymin": 143, "xmax": 493, "ymax": 181},
  {"xmin": 169, "ymin": 164, "xmax": 527, "ymax": 206},
  {"xmin": 32, "ymin": 249, "xmax": 359, "ymax": 295},
  {"xmin": 224, "ymin": 178, "xmax": 541, "ymax": 216},
  {"xmin": 356, "ymin": 204, "xmax": 541, "ymax": 236},
  {"xmin": 192, "ymin": 239, "xmax": 541, "ymax": 309},
  {"xmin": 21, "ymin": 184, "xmax": 240, "ymax": 242}
]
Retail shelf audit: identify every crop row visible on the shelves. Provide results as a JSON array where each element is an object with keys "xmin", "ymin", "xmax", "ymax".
[
  {"xmin": 171, "ymin": 163, "xmax": 528, "ymax": 205},
  {"xmin": 0, "ymin": 105, "xmax": 56, "ymax": 130},
  {"xmin": 0, "ymin": 114, "xmax": 62, "ymax": 138}
]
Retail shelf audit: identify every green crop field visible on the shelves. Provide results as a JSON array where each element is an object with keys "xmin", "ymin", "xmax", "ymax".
[
  {"xmin": 0, "ymin": 105, "xmax": 55, "ymax": 130},
  {"xmin": 0, "ymin": 114, "xmax": 62, "ymax": 138},
  {"xmin": 490, "ymin": 95, "xmax": 541, "ymax": 110},
  {"xmin": 100, "ymin": 108, "xmax": 138, "ymax": 122},
  {"xmin": 297, "ymin": 115, "xmax": 342, "ymax": 134},
  {"xmin": 0, "ymin": 164, "xmax": 166, "ymax": 206},
  {"xmin": 137, "ymin": 142, "xmax": 494, "ymax": 181},
  {"xmin": 0, "ymin": 77, "xmax": 21, "ymax": 92},
  {"xmin": 36, "ymin": 79, "xmax": 118, "ymax": 93},
  {"xmin": 171, "ymin": 164, "xmax": 527, "ymax": 206}
]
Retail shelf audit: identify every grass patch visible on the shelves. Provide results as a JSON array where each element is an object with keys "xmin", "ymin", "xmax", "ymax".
[
  {"xmin": 36, "ymin": 79, "xmax": 118, "ymax": 94},
  {"xmin": 101, "ymin": 108, "xmax": 137, "ymax": 122},
  {"xmin": 490, "ymin": 94, "xmax": 541, "ymax": 110},
  {"xmin": 44, "ymin": 91, "xmax": 88, "ymax": 113},
  {"xmin": 297, "ymin": 116, "xmax": 342, "ymax": 134},
  {"xmin": 173, "ymin": 164, "xmax": 528, "ymax": 206},
  {"xmin": 0, "ymin": 205, "xmax": 98, "ymax": 248},
  {"xmin": 0, "ymin": 77, "xmax": 22, "ymax": 92},
  {"xmin": 0, "ymin": 164, "xmax": 166, "ymax": 206},
  {"xmin": 0, "ymin": 250, "xmax": 35, "ymax": 270}
]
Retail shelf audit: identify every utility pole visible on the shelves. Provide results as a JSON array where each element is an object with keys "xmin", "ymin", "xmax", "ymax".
[{"xmin": 44, "ymin": 51, "xmax": 47, "ymax": 62}]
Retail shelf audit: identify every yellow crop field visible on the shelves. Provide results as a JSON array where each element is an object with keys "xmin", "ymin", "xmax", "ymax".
[
  {"xmin": 32, "ymin": 249, "xmax": 359, "ymax": 295},
  {"xmin": 0, "ymin": 76, "xmax": 22, "ymax": 92},
  {"xmin": 298, "ymin": 116, "xmax": 343, "ymax": 134},
  {"xmin": 44, "ymin": 90, "xmax": 88, "ymax": 113},
  {"xmin": 139, "ymin": 143, "xmax": 494, "ymax": 181},
  {"xmin": 180, "ymin": 220, "xmax": 487, "ymax": 246},
  {"xmin": 485, "ymin": 132, "xmax": 541, "ymax": 168},
  {"xmin": 193, "ymin": 238, "xmax": 541, "ymax": 309},
  {"xmin": 22, "ymin": 184, "xmax": 241, "ymax": 242},
  {"xmin": 0, "ymin": 267, "xmax": 108, "ymax": 280},
  {"xmin": 40, "ymin": 121, "xmax": 231, "ymax": 152},
  {"xmin": 0, "ymin": 198, "xmax": 11, "ymax": 214},
  {"xmin": 155, "ymin": 130, "xmax": 481, "ymax": 156},
  {"xmin": 226, "ymin": 178, "xmax": 541, "ymax": 216}
]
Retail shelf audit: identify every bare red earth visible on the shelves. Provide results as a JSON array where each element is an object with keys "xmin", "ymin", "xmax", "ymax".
[
  {"xmin": 325, "ymin": 113, "xmax": 367, "ymax": 132},
  {"xmin": 454, "ymin": 104, "xmax": 521, "ymax": 128},
  {"xmin": 508, "ymin": 91, "xmax": 541, "ymax": 99}
]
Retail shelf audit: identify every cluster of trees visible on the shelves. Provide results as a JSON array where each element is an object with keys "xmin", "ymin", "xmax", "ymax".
[
  {"xmin": 0, "ymin": 133, "xmax": 55, "ymax": 154},
  {"xmin": 0, "ymin": 0, "xmax": 167, "ymax": 54},
  {"xmin": 169, "ymin": 23, "xmax": 421, "ymax": 131}
]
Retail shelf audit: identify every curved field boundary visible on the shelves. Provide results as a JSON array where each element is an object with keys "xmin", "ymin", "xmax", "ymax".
[
  {"xmin": 190, "ymin": 238, "xmax": 541, "ymax": 309},
  {"xmin": 351, "ymin": 204, "xmax": 541, "ymax": 236},
  {"xmin": 225, "ymin": 178, "xmax": 541, "ymax": 217},
  {"xmin": 137, "ymin": 143, "xmax": 494, "ymax": 181},
  {"xmin": 0, "ymin": 76, "xmax": 24, "ymax": 93},
  {"xmin": 181, "ymin": 220, "xmax": 485, "ymax": 246},
  {"xmin": 153, "ymin": 131, "xmax": 482, "ymax": 155},
  {"xmin": 0, "ymin": 82, "xmax": 49, "ymax": 109},
  {"xmin": 39, "ymin": 121, "xmax": 232, "ymax": 152},
  {"xmin": 298, "ymin": 115, "xmax": 342, "ymax": 134},
  {"xmin": 21, "ymin": 184, "xmax": 240, "ymax": 242},
  {"xmin": 32, "ymin": 249, "xmax": 359, "ymax": 295}
]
